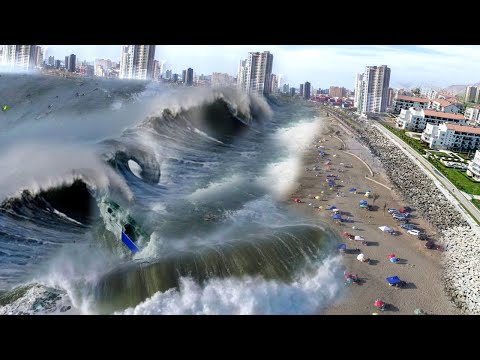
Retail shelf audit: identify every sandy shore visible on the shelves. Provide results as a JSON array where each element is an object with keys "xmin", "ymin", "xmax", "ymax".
[{"xmin": 287, "ymin": 110, "xmax": 460, "ymax": 315}]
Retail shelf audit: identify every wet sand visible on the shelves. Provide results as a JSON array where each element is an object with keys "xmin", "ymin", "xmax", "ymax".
[{"xmin": 287, "ymin": 111, "xmax": 459, "ymax": 315}]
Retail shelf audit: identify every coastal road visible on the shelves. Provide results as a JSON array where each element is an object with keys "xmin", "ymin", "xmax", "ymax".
[{"xmin": 373, "ymin": 122, "xmax": 480, "ymax": 229}]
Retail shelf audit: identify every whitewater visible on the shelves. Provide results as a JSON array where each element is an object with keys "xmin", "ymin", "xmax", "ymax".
[{"xmin": 0, "ymin": 73, "xmax": 344, "ymax": 315}]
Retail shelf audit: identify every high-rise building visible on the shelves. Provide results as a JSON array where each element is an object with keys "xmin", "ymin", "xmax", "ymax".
[
  {"xmin": 165, "ymin": 69, "xmax": 172, "ymax": 80},
  {"xmin": 182, "ymin": 69, "xmax": 187, "ymax": 83},
  {"xmin": 237, "ymin": 51, "xmax": 274, "ymax": 95},
  {"xmin": 152, "ymin": 60, "xmax": 161, "ymax": 81},
  {"xmin": 270, "ymin": 74, "xmax": 278, "ymax": 94},
  {"xmin": 68, "ymin": 54, "xmax": 76, "ymax": 72},
  {"xmin": 0, "ymin": 47, "xmax": 3, "ymax": 64},
  {"xmin": 387, "ymin": 88, "xmax": 394, "ymax": 107},
  {"xmin": 48, "ymin": 56, "xmax": 55, "ymax": 66},
  {"xmin": 55, "ymin": 60, "xmax": 61, "ymax": 69},
  {"xmin": 31, "ymin": 46, "xmax": 43, "ymax": 68},
  {"xmin": 65, "ymin": 56, "xmax": 69, "ymax": 70},
  {"xmin": 299, "ymin": 83, "xmax": 304, "ymax": 97},
  {"xmin": 329, "ymin": 86, "xmax": 346, "ymax": 98},
  {"xmin": 1, "ymin": 45, "xmax": 37, "ymax": 70},
  {"xmin": 304, "ymin": 82, "xmax": 311, "ymax": 100},
  {"xmin": 119, "ymin": 45, "xmax": 156, "ymax": 80},
  {"xmin": 186, "ymin": 68, "xmax": 193, "ymax": 86},
  {"xmin": 465, "ymin": 86, "xmax": 478, "ymax": 103},
  {"xmin": 354, "ymin": 65, "xmax": 391, "ymax": 114},
  {"xmin": 290, "ymin": 88, "xmax": 296, "ymax": 96},
  {"xmin": 282, "ymin": 83, "xmax": 289, "ymax": 94},
  {"xmin": 172, "ymin": 73, "xmax": 179, "ymax": 83}
]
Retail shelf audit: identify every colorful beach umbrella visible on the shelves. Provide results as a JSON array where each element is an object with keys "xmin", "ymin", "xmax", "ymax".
[
  {"xmin": 390, "ymin": 257, "xmax": 397, "ymax": 263},
  {"xmin": 332, "ymin": 214, "xmax": 342, "ymax": 220},
  {"xmin": 387, "ymin": 254, "xmax": 396, "ymax": 259}
]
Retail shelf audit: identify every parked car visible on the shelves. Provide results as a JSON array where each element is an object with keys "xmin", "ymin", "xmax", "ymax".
[
  {"xmin": 407, "ymin": 229, "xmax": 421, "ymax": 236},
  {"xmin": 400, "ymin": 224, "xmax": 416, "ymax": 230},
  {"xmin": 418, "ymin": 233, "xmax": 428, "ymax": 241},
  {"xmin": 387, "ymin": 208, "xmax": 398, "ymax": 214},
  {"xmin": 393, "ymin": 215, "xmax": 408, "ymax": 221}
]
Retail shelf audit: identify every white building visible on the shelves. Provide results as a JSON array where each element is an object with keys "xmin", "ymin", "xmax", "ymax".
[
  {"xmin": 1, "ymin": 45, "xmax": 38, "ymax": 70},
  {"xmin": 270, "ymin": 74, "xmax": 278, "ymax": 94},
  {"xmin": 212, "ymin": 72, "xmax": 235, "ymax": 87},
  {"xmin": 420, "ymin": 87, "xmax": 439, "ymax": 100},
  {"xmin": 464, "ymin": 106, "xmax": 480, "ymax": 125},
  {"xmin": 354, "ymin": 65, "xmax": 391, "ymax": 114},
  {"xmin": 237, "ymin": 51, "xmax": 274, "ymax": 95},
  {"xmin": 465, "ymin": 86, "xmax": 478, "ymax": 103},
  {"xmin": 119, "ymin": 45, "xmax": 156, "ymax": 80},
  {"xmin": 396, "ymin": 108, "xmax": 466, "ymax": 132},
  {"xmin": 467, "ymin": 150, "xmax": 480, "ymax": 181},
  {"xmin": 422, "ymin": 123, "xmax": 480, "ymax": 151},
  {"xmin": 392, "ymin": 95, "xmax": 429, "ymax": 113},
  {"xmin": 428, "ymin": 98, "xmax": 459, "ymax": 114}
]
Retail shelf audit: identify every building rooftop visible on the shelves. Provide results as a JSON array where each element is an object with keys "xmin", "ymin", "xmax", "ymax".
[
  {"xmin": 431, "ymin": 98, "xmax": 453, "ymax": 107},
  {"xmin": 395, "ymin": 95, "xmax": 429, "ymax": 103},
  {"xmin": 445, "ymin": 123, "xmax": 480, "ymax": 135},
  {"xmin": 424, "ymin": 110, "xmax": 465, "ymax": 121}
]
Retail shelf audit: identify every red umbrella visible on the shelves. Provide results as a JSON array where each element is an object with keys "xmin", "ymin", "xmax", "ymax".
[
  {"xmin": 374, "ymin": 299, "xmax": 384, "ymax": 307},
  {"xmin": 293, "ymin": 198, "xmax": 300, "ymax": 203},
  {"xmin": 387, "ymin": 254, "xmax": 396, "ymax": 259},
  {"xmin": 342, "ymin": 232, "xmax": 350, "ymax": 237}
]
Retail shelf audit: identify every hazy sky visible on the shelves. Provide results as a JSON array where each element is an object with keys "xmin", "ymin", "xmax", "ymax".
[{"xmin": 40, "ymin": 45, "xmax": 480, "ymax": 90}]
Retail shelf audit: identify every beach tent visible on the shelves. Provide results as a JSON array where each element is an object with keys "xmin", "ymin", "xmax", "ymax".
[
  {"xmin": 354, "ymin": 236, "xmax": 364, "ymax": 241},
  {"xmin": 379, "ymin": 226, "xmax": 392, "ymax": 232},
  {"xmin": 356, "ymin": 253, "xmax": 365, "ymax": 261},
  {"xmin": 386, "ymin": 276, "xmax": 401, "ymax": 285},
  {"xmin": 332, "ymin": 214, "xmax": 342, "ymax": 220}
]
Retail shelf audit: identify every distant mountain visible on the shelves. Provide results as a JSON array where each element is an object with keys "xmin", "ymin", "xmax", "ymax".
[{"xmin": 442, "ymin": 85, "xmax": 468, "ymax": 96}]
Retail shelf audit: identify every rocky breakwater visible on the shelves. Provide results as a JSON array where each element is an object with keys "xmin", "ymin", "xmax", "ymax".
[
  {"xmin": 439, "ymin": 226, "xmax": 480, "ymax": 314},
  {"xmin": 357, "ymin": 128, "xmax": 469, "ymax": 230}
]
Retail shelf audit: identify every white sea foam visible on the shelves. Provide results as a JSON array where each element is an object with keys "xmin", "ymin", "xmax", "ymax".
[
  {"xmin": 118, "ymin": 255, "xmax": 343, "ymax": 315},
  {"xmin": 257, "ymin": 118, "xmax": 323, "ymax": 199}
]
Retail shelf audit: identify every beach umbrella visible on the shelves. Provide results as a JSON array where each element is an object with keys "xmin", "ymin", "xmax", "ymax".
[
  {"xmin": 371, "ymin": 312, "xmax": 380, "ymax": 315},
  {"xmin": 327, "ymin": 206, "xmax": 337, "ymax": 210},
  {"xmin": 359, "ymin": 200, "xmax": 367, "ymax": 204},
  {"xmin": 414, "ymin": 308, "xmax": 426, "ymax": 315},
  {"xmin": 315, "ymin": 196, "xmax": 320, "ymax": 199},
  {"xmin": 349, "ymin": 188, "xmax": 357, "ymax": 192},
  {"xmin": 342, "ymin": 232, "xmax": 350, "ymax": 237},
  {"xmin": 332, "ymin": 214, "xmax": 342, "ymax": 220},
  {"xmin": 390, "ymin": 257, "xmax": 397, "ymax": 263},
  {"xmin": 337, "ymin": 243, "xmax": 347, "ymax": 250},
  {"xmin": 357, "ymin": 253, "xmax": 365, "ymax": 261},
  {"xmin": 346, "ymin": 277, "xmax": 354, "ymax": 284},
  {"xmin": 328, "ymin": 181, "xmax": 335, "ymax": 186},
  {"xmin": 327, "ymin": 174, "xmax": 335, "ymax": 178},
  {"xmin": 374, "ymin": 299, "xmax": 384, "ymax": 307},
  {"xmin": 387, "ymin": 254, "xmax": 396, "ymax": 259}
]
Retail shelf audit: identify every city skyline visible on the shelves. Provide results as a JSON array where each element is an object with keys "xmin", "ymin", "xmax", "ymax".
[{"xmin": 38, "ymin": 45, "xmax": 480, "ymax": 90}]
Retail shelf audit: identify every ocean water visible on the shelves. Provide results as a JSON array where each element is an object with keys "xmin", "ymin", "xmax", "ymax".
[{"xmin": 0, "ymin": 73, "xmax": 344, "ymax": 314}]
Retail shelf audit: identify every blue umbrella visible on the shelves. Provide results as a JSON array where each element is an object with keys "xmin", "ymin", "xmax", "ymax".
[
  {"xmin": 359, "ymin": 200, "xmax": 368, "ymax": 204},
  {"xmin": 328, "ymin": 181, "xmax": 335, "ymax": 186},
  {"xmin": 337, "ymin": 243, "xmax": 347, "ymax": 250},
  {"xmin": 327, "ymin": 206, "xmax": 337, "ymax": 210},
  {"xmin": 332, "ymin": 214, "xmax": 342, "ymax": 220},
  {"xmin": 326, "ymin": 175, "xmax": 336, "ymax": 178},
  {"xmin": 349, "ymin": 188, "xmax": 357, "ymax": 192}
]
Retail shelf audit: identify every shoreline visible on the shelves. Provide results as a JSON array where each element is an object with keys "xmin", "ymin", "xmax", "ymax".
[{"xmin": 287, "ymin": 109, "xmax": 460, "ymax": 315}]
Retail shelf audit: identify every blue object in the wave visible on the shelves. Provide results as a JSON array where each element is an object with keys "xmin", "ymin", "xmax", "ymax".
[
  {"xmin": 332, "ymin": 214, "xmax": 342, "ymax": 220},
  {"xmin": 386, "ymin": 276, "xmax": 401, "ymax": 285},
  {"xmin": 121, "ymin": 232, "xmax": 140, "ymax": 254},
  {"xmin": 337, "ymin": 243, "xmax": 347, "ymax": 250}
]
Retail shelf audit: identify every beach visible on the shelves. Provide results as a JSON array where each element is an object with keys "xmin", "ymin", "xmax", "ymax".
[{"xmin": 287, "ymin": 109, "xmax": 460, "ymax": 315}]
